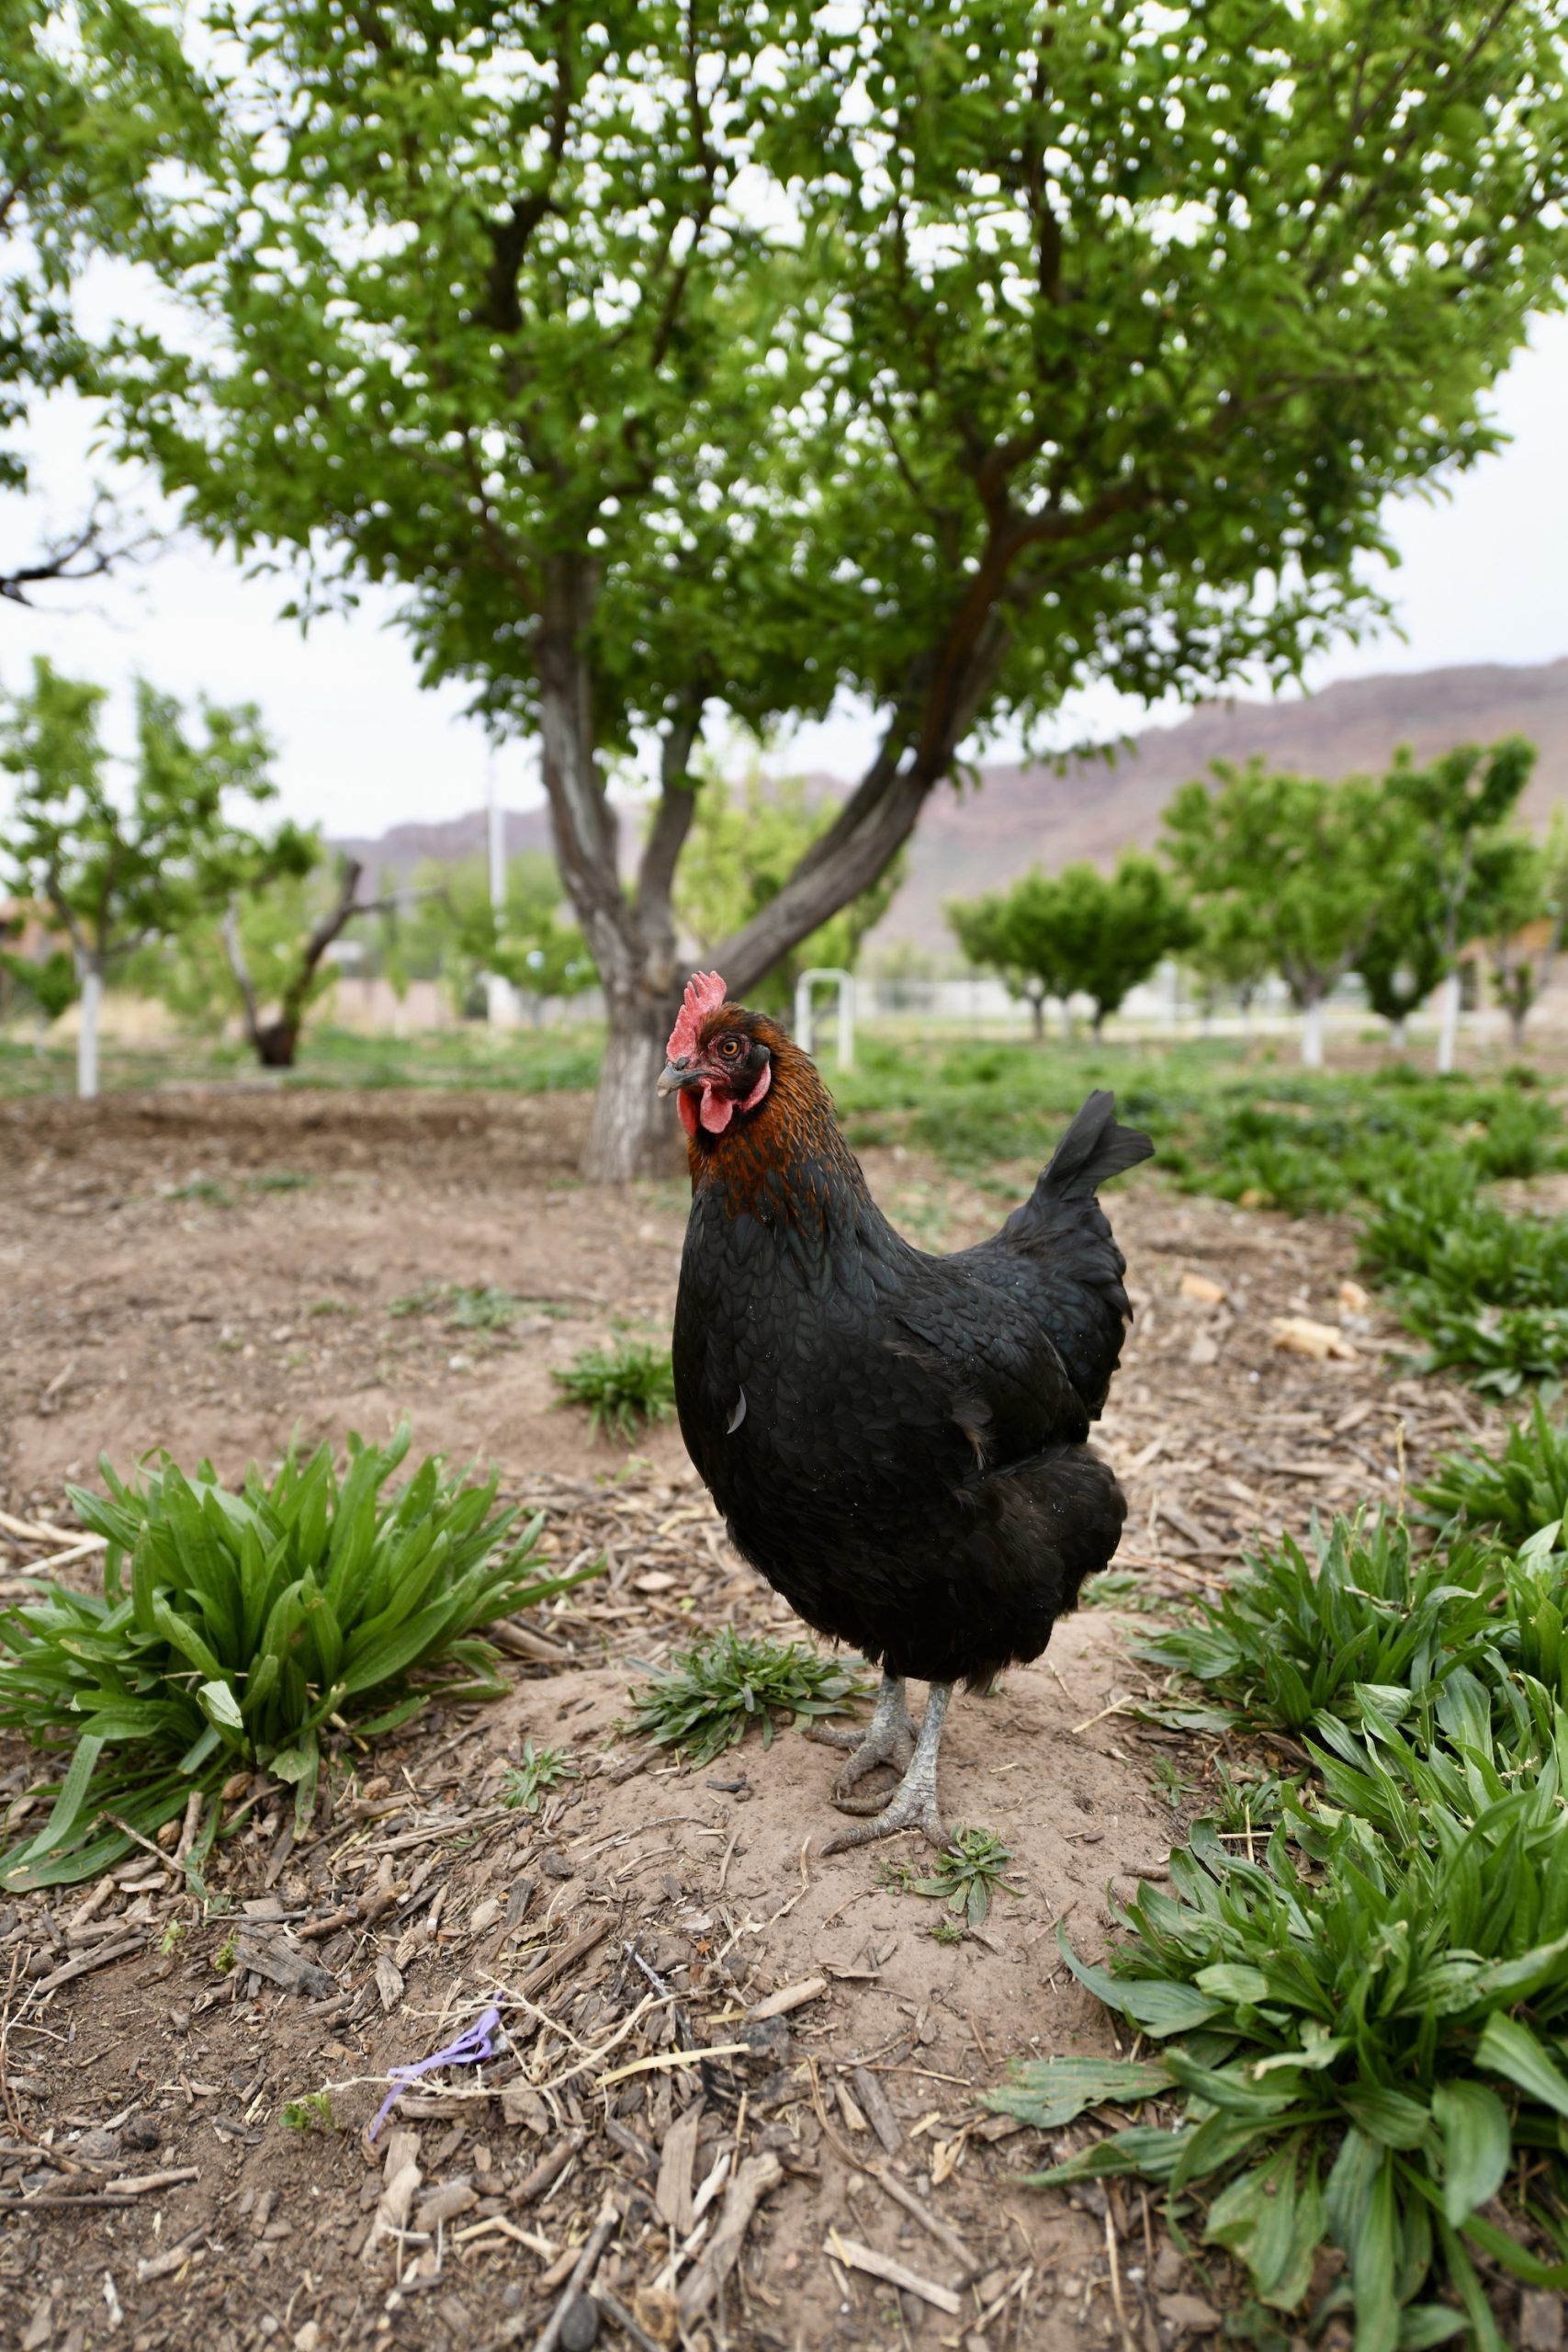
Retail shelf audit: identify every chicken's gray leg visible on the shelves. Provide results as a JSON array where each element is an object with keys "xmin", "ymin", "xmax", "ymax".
[
  {"xmin": 822, "ymin": 1682, "xmax": 952, "ymax": 1853},
  {"xmin": 807, "ymin": 1668, "xmax": 916, "ymax": 1800}
]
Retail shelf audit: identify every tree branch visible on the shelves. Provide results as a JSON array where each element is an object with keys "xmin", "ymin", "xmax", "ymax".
[
  {"xmin": 636, "ymin": 699, "xmax": 705, "ymax": 925},
  {"xmin": 1, "ymin": 504, "xmax": 157, "ymax": 608}
]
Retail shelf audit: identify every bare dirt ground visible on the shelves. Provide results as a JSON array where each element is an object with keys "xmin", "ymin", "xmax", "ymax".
[{"xmin": 0, "ymin": 1089, "xmax": 1506, "ymax": 2352}]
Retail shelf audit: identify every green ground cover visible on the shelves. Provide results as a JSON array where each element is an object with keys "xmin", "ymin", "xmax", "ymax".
[{"xmin": 991, "ymin": 1413, "xmax": 1568, "ymax": 2348}]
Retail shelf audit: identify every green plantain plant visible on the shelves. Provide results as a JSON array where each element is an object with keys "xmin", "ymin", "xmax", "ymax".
[{"xmin": 0, "ymin": 1424, "xmax": 599, "ymax": 1889}]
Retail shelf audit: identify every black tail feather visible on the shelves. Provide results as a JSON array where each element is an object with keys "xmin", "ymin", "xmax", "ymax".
[{"xmin": 1042, "ymin": 1089, "xmax": 1155, "ymax": 1201}]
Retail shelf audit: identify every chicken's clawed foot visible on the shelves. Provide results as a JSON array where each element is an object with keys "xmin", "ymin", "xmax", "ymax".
[
  {"xmin": 821, "ymin": 1680, "xmax": 953, "ymax": 1855},
  {"xmin": 807, "ymin": 1668, "xmax": 915, "ymax": 1803}
]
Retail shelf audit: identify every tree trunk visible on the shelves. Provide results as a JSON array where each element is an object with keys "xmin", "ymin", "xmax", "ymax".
[
  {"xmin": 253, "ymin": 1014, "xmax": 301, "ymax": 1068},
  {"xmin": 1511, "ymin": 1006, "xmax": 1528, "ymax": 1050},
  {"xmin": 1301, "ymin": 995, "xmax": 1325, "ymax": 1069},
  {"xmin": 1390, "ymin": 1015, "xmax": 1406, "ymax": 1053},
  {"xmin": 1436, "ymin": 968, "xmax": 1461, "ymax": 1074},
  {"xmin": 585, "ymin": 982, "xmax": 685, "ymax": 1180},
  {"xmin": 77, "ymin": 958, "xmax": 101, "ymax": 1099},
  {"xmin": 1092, "ymin": 1006, "xmax": 1107, "ymax": 1043},
  {"xmin": 1028, "ymin": 990, "xmax": 1044, "ymax": 1044},
  {"xmin": 1059, "ymin": 998, "xmax": 1074, "ymax": 1046}
]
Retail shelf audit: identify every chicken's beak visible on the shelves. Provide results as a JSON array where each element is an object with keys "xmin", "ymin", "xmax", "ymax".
[{"xmin": 657, "ymin": 1059, "xmax": 693, "ymax": 1097}]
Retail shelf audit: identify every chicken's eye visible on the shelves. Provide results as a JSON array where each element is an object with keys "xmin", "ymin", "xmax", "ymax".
[{"xmin": 717, "ymin": 1035, "xmax": 741, "ymax": 1057}]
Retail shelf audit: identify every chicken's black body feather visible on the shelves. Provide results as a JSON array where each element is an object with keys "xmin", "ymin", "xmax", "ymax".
[{"xmin": 671, "ymin": 1026, "xmax": 1152, "ymax": 1690}]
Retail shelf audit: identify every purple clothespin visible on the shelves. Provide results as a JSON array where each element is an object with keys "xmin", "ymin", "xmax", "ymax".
[{"xmin": 367, "ymin": 2002, "xmax": 503, "ymax": 2143}]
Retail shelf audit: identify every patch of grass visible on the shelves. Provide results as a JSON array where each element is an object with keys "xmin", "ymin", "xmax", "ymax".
[
  {"xmin": 1000, "ymin": 1509, "xmax": 1568, "ymax": 2345},
  {"xmin": 1416, "ymin": 1400, "xmax": 1568, "ymax": 1546},
  {"xmin": 882, "ymin": 1825, "xmax": 1021, "ymax": 1929},
  {"xmin": 247, "ymin": 1170, "xmax": 313, "ymax": 1193},
  {"xmin": 0, "ymin": 1424, "xmax": 602, "ymax": 1890},
  {"xmin": 625, "ymin": 1628, "xmax": 870, "ymax": 1766},
  {"xmin": 163, "ymin": 1175, "xmax": 231, "ymax": 1205},
  {"xmin": 552, "ymin": 1340, "xmax": 675, "ymax": 1442},
  {"xmin": 387, "ymin": 1282, "xmax": 547, "ymax": 1331},
  {"xmin": 501, "ymin": 1738, "xmax": 575, "ymax": 1813},
  {"xmin": 307, "ymin": 1297, "xmax": 357, "ymax": 1318}
]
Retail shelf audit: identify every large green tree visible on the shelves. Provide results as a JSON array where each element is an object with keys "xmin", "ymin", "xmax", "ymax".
[
  {"xmin": 0, "ymin": 1, "xmax": 197, "ymax": 603},
  {"xmin": 97, "ymin": 0, "xmax": 1568, "ymax": 1170}
]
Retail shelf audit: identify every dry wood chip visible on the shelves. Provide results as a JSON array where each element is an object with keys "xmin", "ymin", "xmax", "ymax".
[
  {"xmin": 231, "ymin": 1934, "xmax": 336, "ymax": 2000},
  {"xmin": 135, "ymin": 2232, "xmax": 206, "ymax": 2284},
  {"xmin": 850, "ymin": 2067, "xmax": 903, "ymax": 2156},
  {"xmin": 373, "ymin": 1954, "xmax": 404, "ymax": 2014},
  {"xmin": 747, "ymin": 1974, "xmax": 826, "ymax": 2020},
  {"xmin": 654, "ymin": 2102, "xmax": 703, "ymax": 2233},
  {"xmin": 103, "ymin": 2166, "xmax": 201, "ymax": 2197},
  {"xmin": 362, "ymin": 2128, "xmax": 422, "ymax": 2269},
  {"xmin": 1269, "ymin": 1315, "xmax": 1359, "ymax": 1362},
  {"xmin": 513, "ymin": 2126, "xmax": 586, "ymax": 2207},
  {"xmin": 825, "ymin": 2230, "xmax": 962, "ymax": 2316},
  {"xmin": 412, "ymin": 2180, "xmax": 478, "ymax": 2232},
  {"xmin": 1177, "ymin": 1272, "xmax": 1226, "ymax": 1305},
  {"xmin": 29, "ymin": 1933, "xmax": 145, "ymax": 1996},
  {"xmin": 677, "ymin": 2152, "xmax": 784, "ymax": 2327}
]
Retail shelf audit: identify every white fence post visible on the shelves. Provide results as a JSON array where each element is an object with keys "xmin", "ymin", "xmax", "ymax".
[{"xmin": 794, "ymin": 968, "xmax": 855, "ymax": 1069}]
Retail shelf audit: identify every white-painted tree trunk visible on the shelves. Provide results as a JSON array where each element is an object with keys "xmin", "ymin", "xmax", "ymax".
[
  {"xmin": 1301, "ymin": 997, "xmax": 1325, "ymax": 1069},
  {"xmin": 1436, "ymin": 969, "xmax": 1461, "ymax": 1073},
  {"xmin": 77, "ymin": 962, "xmax": 101, "ymax": 1100},
  {"xmin": 1390, "ymin": 1016, "xmax": 1406, "ymax": 1053},
  {"xmin": 584, "ymin": 991, "xmax": 685, "ymax": 1180}
]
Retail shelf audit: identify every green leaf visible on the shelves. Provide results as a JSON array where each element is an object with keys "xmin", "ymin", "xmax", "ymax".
[
  {"xmin": 984, "ymin": 2056, "xmax": 1172, "ymax": 2130},
  {"xmin": 1474, "ymin": 2015, "xmax": 1568, "ymax": 2120},
  {"xmin": 1432, "ymin": 2080, "xmax": 1510, "ymax": 2228}
]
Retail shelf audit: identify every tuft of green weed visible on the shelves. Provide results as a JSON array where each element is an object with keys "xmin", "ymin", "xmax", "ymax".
[
  {"xmin": 625, "ymin": 1628, "xmax": 869, "ymax": 1765},
  {"xmin": 280, "ymin": 2091, "xmax": 334, "ymax": 2132},
  {"xmin": 501, "ymin": 1738, "xmax": 575, "ymax": 1813},
  {"xmin": 885, "ymin": 1825, "xmax": 1021, "ymax": 1929},
  {"xmin": 1134, "ymin": 1510, "xmax": 1503, "ymax": 1741},
  {"xmin": 388, "ymin": 1282, "xmax": 526, "ymax": 1329},
  {"xmin": 0, "ymin": 1425, "xmax": 602, "ymax": 1890},
  {"xmin": 164, "ymin": 1176, "xmax": 231, "ymax": 1205},
  {"xmin": 1416, "ymin": 1398, "xmax": 1568, "ymax": 1545},
  {"xmin": 248, "ymin": 1170, "xmax": 312, "ymax": 1193},
  {"xmin": 552, "ymin": 1340, "xmax": 675, "ymax": 1442}
]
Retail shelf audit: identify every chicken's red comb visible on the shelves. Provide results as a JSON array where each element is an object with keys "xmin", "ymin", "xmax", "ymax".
[{"xmin": 667, "ymin": 970, "xmax": 728, "ymax": 1063}]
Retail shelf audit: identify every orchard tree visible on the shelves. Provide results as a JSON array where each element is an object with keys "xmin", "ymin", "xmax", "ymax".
[
  {"xmin": 0, "ymin": 657, "xmax": 307, "ymax": 1093},
  {"xmin": 1032, "ymin": 854, "xmax": 1195, "ymax": 1040},
  {"xmin": 677, "ymin": 763, "xmax": 902, "ymax": 1017},
  {"xmin": 1186, "ymin": 899, "xmax": 1274, "ymax": 1038},
  {"xmin": 1164, "ymin": 761, "xmax": 1384, "ymax": 1068},
  {"xmin": 100, "ymin": 0, "xmax": 1568, "ymax": 1171},
  {"xmin": 1379, "ymin": 737, "xmax": 1539, "ymax": 1071},
  {"xmin": 949, "ymin": 871, "xmax": 1070, "ymax": 1043},
  {"xmin": 1358, "ymin": 893, "xmax": 1449, "ymax": 1053},
  {"xmin": 1479, "ymin": 822, "xmax": 1564, "ymax": 1052}
]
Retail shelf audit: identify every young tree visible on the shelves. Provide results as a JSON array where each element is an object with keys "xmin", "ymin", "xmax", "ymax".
[
  {"xmin": 1379, "ymin": 738, "xmax": 1539, "ymax": 1072},
  {"xmin": 949, "ymin": 872, "xmax": 1070, "ymax": 1045},
  {"xmin": 1358, "ymin": 895, "xmax": 1449, "ymax": 1053},
  {"xmin": 676, "ymin": 765, "xmax": 902, "ymax": 1019},
  {"xmin": 102, "ymin": 1, "xmax": 1568, "ymax": 1172},
  {"xmin": 1032, "ymin": 855, "xmax": 1196, "ymax": 1042},
  {"xmin": 1478, "ymin": 823, "xmax": 1564, "ymax": 1052},
  {"xmin": 0, "ymin": 659, "xmax": 302, "ymax": 1094},
  {"xmin": 1186, "ymin": 899, "xmax": 1274, "ymax": 1041},
  {"xmin": 1164, "ymin": 762, "xmax": 1384, "ymax": 1068}
]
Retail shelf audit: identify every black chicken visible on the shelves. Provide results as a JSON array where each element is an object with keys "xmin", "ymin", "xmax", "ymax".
[{"xmin": 660, "ymin": 971, "xmax": 1152, "ymax": 1849}]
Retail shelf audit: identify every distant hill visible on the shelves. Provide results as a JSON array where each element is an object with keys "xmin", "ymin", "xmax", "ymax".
[{"xmin": 333, "ymin": 655, "xmax": 1568, "ymax": 954}]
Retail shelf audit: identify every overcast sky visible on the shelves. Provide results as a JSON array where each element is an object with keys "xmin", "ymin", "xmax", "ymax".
[{"xmin": 4, "ymin": 310, "xmax": 1565, "ymax": 840}]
